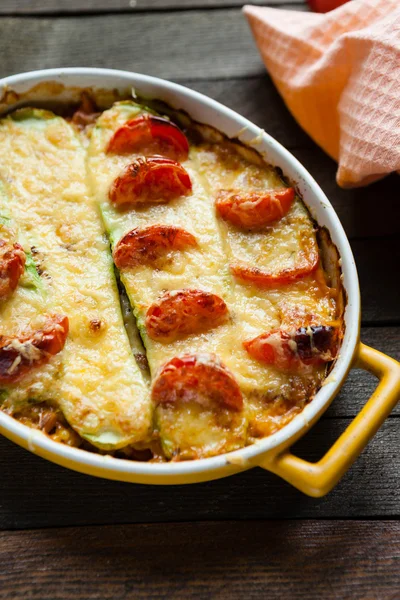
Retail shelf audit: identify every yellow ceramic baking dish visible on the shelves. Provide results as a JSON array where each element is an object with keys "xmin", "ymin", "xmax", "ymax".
[{"xmin": 0, "ymin": 68, "xmax": 398, "ymax": 496}]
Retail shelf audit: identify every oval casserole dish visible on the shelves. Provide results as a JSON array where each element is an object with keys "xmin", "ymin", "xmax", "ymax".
[{"xmin": 0, "ymin": 68, "xmax": 399, "ymax": 497}]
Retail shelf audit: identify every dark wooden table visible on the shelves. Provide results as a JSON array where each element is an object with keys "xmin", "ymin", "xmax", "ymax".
[{"xmin": 0, "ymin": 1, "xmax": 399, "ymax": 598}]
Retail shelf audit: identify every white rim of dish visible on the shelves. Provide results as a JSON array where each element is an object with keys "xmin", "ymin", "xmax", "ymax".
[{"xmin": 0, "ymin": 68, "xmax": 360, "ymax": 477}]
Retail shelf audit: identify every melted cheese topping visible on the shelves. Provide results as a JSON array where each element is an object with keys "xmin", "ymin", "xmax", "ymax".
[
  {"xmin": 158, "ymin": 401, "xmax": 247, "ymax": 460},
  {"xmin": 0, "ymin": 109, "xmax": 151, "ymax": 449},
  {"xmin": 193, "ymin": 144, "xmax": 337, "ymax": 438},
  {"xmin": 87, "ymin": 102, "xmax": 339, "ymax": 457},
  {"xmin": 0, "ymin": 101, "xmax": 341, "ymax": 461},
  {"xmin": 88, "ymin": 103, "xmax": 251, "ymax": 457}
]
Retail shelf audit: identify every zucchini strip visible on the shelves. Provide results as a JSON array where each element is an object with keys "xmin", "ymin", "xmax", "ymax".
[
  {"xmin": 0, "ymin": 108, "xmax": 151, "ymax": 450},
  {"xmin": 87, "ymin": 102, "xmax": 248, "ymax": 459},
  {"xmin": 193, "ymin": 142, "xmax": 338, "ymax": 438}
]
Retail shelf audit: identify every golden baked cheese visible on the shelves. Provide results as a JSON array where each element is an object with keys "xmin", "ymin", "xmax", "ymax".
[
  {"xmin": 87, "ymin": 102, "xmax": 249, "ymax": 458},
  {"xmin": 87, "ymin": 101, "xmax": 340, "ymax": 457},
  {"xmin": 0, "ymin": 99, "xmax": 342, "ymax": 462},
  {"xmin": 0, "ymin": 108, "xmax": 151, "ymax": 450}
]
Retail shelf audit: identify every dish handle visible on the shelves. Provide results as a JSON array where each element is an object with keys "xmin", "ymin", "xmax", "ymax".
[{"xmin": 258, "ymin": 343, "xmax": 400, "ymax": 497}]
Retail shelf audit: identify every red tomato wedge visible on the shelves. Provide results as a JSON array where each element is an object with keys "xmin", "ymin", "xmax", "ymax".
[
  {"xmin": 113, "ymin": 225, "xmax": 197, "ymax": 269},
  {"xmin": 216, "ymin": 187, "xmax": 295, "ymax": 229},
  {"xmin": 106, "ymin": 114, "xmax": 189, "ymax": 161},
  {"xmin": 109, "ymin": 157, "xmax": 192, "ymax": 206},
  {"xmin": 0, "ymin": 314, "xmax": 69, "ymax": 384},
  {"xmin": 243, "ymin": 325, "xmax": 338, "ymax": 372},
  {"xmin": 0, "ymin": 239, "xmax": 26, "ymax": 300},
  {"xmin": 152, "ymin": 353, "xmax": 243, "ymax": 411},
  {"xmin": 146, "ymin": 289, "xmax": 228, "ymax": 343},
  {"xmin": 231, "ymin": 236, "xmax": 319, "ymax": 287}
]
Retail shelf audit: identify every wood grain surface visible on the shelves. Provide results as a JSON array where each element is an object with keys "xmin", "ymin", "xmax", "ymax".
[
  {"xmin": 0, "ymin": 0, "xmax": 306, "ymax": 15},
  {"xmin": 1, "ymin": 521, "xmax": 399, "ymax": 600},
  {"xmin": 0, "ymin": 1, "xmax": 399, "ymax": 597},
  {"xmin": 0, "ymin": 10, "xmax": 292, "ymax": 80},
  {"xmin": 0, "ymin": 417, "xmax": 398, "ymax": 529}
]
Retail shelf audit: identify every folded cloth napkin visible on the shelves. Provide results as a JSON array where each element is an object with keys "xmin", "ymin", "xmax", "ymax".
[{"xmin": 244, "ymin": 0, "xmax": 400, "ymax": 188}]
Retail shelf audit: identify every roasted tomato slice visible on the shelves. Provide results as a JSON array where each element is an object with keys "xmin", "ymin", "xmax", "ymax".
[
  {"xmin": 231, "ymin": 236, "xmax": 319, "ymax": 287},
  {"xmin": 146, "ymin": 289, "xmax": 228, "ymax": 343},
  {"xmin": 0, "ymin": 239, "xmax": 26, "ymax": 300},
  {"xmin": 0, "ymin": 314, "xmax": 69, "ymax": 384},
  {"xmin": 216, "ymin": 187, "xmax": 294, "ymax": 229},
  {"xmin": 113, "ymin": 225, "xmax": 197, "ymax": 269},
  {"xmin": 106, "ymin": 114, "xmax": 189, "ymax": 161},
  {"xmin": 109, "ymin": 157, "xmax": 192, "ymax": 206},
  {"xmin": 152, "ymin": 353, "xmax": 243, "ymax": 410},
  {"xmin": 243, "ymin": 325, "xmax": 339, "ymax": 372}
]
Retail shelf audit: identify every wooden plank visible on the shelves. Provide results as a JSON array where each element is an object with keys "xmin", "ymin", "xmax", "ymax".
[
  {"xmin": 0, "ymin": 11, "xmax": 295, "ymax": 81},
  {"xmin": 0, "ymin": 410, "xmax": 398, "ymax": 529},
  {"xmin": 353, "ymin": 238, "xmax": 400, "ymax": 325},
  {"xmin": 0, "ymin": 521, "xmax": 399, "ymax": 599},
  {"xmin": 0, "ymin": 0, "xmax": 306, "ymax": 15},
  {"xmin": 329, "ymin": 327, "xmax": 399, "ymax": 417}
]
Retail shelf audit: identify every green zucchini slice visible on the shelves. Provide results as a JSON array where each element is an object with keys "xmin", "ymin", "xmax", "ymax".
[
  {"xmin": 0, "ymin": 108, "xmax": 151, "ymax": 450},
  {"xmin": 87, "ymin": 101, "xmax": 248, "ymax": 459}
]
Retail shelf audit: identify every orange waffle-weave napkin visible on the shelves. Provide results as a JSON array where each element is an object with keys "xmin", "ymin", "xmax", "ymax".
[{"xmin": 244, "ymin": 0, "xmax": 400, "ymax": 188}]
